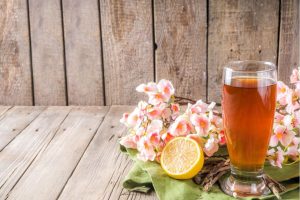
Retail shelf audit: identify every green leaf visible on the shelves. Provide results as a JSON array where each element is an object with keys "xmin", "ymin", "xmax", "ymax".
[
  {"xmin": 264, "ymin": 161, "xmax": 300, "ymax": 182},
  {"xmin": 123, "ymin": 163, "xmax": 153, "ymax": 193},
  {"xmin": 122, "ymin": 147, "xmax": 300, "ymax": 200}
]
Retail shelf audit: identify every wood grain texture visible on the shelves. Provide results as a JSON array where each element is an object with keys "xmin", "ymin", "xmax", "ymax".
[
  {"xmin": 29, "ymin": 0, "xmax": 66, "ymax": 105},
  {"xmin": 208, "ymin": 0, "xmax": 279, "ymax": 102},
  {"xmin": 58, "ymin": 106, "xmax": 157, "ymax": 199},
  {"xmin": 7, "ymin": 107, "xmax": 109, "ymax": 200},
  {"xmin": 0, "ymin": 107, "xmax": 71, "ymax": 199},
  {"xmin": 0, "ymin": 106, "xmax": 45, "ymax": 150},
  {"xmin": 100, "ymin": 0, "xmax": 154, "ymax": 105},
  {"xmin": 0, "ymin": 0, "xmax": 33, "ymax": 105},
  {"xmin": 63, "ymin": 0, "xmax": 104, "ymax": 105},
  {"xmin": 0, "ymin": 106, "xmax": 11, "ymax": 117},
  {"xmin": 278, "ymin": 0, "xmax": 299, "ymax": 84},
  {"xmin": 155, "ymin": 0, "xmax": 207, "ymax": 100},
  {"xmin": 106, "ymin": 156, "xmax": 158, "ymax": 200}
]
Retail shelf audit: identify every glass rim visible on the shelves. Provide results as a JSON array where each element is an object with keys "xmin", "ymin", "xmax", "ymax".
[{"xmin": 223, "ymin": 60, "xmax": 276, "ymax": 73}]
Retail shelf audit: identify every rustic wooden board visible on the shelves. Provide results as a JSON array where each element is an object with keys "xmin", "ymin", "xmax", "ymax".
[
  {"xmin": 0, "ymin": 106, "xmax": 45, "ymax": 151},
  {"xmin": 0, "ymin": 106, "xmax": 11, "ymax": 118},
  {"xmin": 100, "ymin": 0, "xmax": 154, "ymax": 105},
  {"xmin": 0, "ymin": 107, "xmax": 71, "ymax": 199},
  {"xmin": 63, "ymin": 0, "xmax": 104, "ymax": 105},
  {"xmin": 0, "ymin": 0, "xmax": 33, "ymax": 105},
  {"xmin": 278, "ymin": 0, "xmax": 299, "ymax": 84},
  {"xmin": 7, "ymin": 107, "xmax": 109, "ymax": 200},
  {"xmin": 107, "ymin": 156, "xmax": 158, "ymax": 200},
  {"xmin": 155, "ymin": 0, "xmax": 207, "ymax": 100},
  {"xmin": 58, "ymin": 106, "xmax": 156, "ymax": 199},
  {"xmin": 29, "ymin": 0, "xmax": 66, "ymax": 105},
  {"xmin": 208, "ymin": 0, "xmax": 279, "ymax": 103}
]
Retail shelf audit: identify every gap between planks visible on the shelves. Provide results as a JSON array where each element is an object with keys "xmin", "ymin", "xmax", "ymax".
[
  {"xmin": 6, "ymin": 106, "xmax": 109, "ymax": 200},
  {"xmin": 0, "ymin": 107, "xmax": 72, "ymax": 199},
  {"xmin": 57, "ymin": 106, "xmax": 157, "ymax": 200},
  {"xmin": 0, "ymin": 106, "xmax": 46, "ymax": 152}
]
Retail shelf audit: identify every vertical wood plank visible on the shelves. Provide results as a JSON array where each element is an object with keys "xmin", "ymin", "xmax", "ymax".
[
  {"xmin": 278, "ymin": 0, "xmax": 299, "ymax": 84},
  {"xmin": 29, "ymin": 0, "xmax": 66, "ymax": 105},
  {"xmin": 63, "ymin": 0, "xmax": 104, "ymax": 105},
  {"xmin": 7, "ymin": 107, "xmax": 109, "ymax": 200},
  {"xmin": 0, "ymin": 0, "xmax": 33, "ymax": 105},
  {"xmin": 100, "ymin": 0, "xmax": 154, "ymax": 105},
  {"xmin": 155, "ymin": 0, "xmax": 207, "ymax": 100},
  {"xmin": 208, "ymin": 0, "xmax": 279, "ymax": 103}
]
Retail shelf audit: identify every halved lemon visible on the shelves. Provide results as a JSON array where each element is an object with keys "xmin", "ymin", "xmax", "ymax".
[{"xmin": 160, "ymin": 137, "xmax": 204, "ymax": 179}]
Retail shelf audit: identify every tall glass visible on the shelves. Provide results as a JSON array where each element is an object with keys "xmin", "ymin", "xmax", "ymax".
[{"xmin": 220, "ymin": 61, "xmax": 277, "ymax": 198}]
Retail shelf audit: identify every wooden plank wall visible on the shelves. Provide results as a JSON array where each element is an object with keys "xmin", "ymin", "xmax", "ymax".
[
  {"xmin": 0, "ymin": 0, "xmax": 299, "ymax": 106},
  {"xmin": 208, "ymin": 0, "xmax": 279, "ymax": 102}
]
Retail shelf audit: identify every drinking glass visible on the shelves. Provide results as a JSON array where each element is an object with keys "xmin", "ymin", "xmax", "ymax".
[{"xmin": 220, "ymin": 60, "xmax": 277, "ymax": 198}]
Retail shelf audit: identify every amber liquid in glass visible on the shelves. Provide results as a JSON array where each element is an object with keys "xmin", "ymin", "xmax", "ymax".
[{"xmin": 222, "ymin": 77, "xmax": 276, "ymax": 171}]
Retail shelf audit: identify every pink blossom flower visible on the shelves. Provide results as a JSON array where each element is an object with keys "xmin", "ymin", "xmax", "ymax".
[
  {"xmin": 154, "ymin": 103, "xmax": 171, "ymax": 120},
  {"xmin": 157, "ymin": 79, "xmax": 175, "ymax": 100},
  {"xmin": 170, "ymin": 103, "xmax": 180, "ymax": 119},
  {"xmin": 148, "ymin": 132, "xmax": 161, "ymax": 147},
  {"xmin": 137, "ymin": 101, "xmax": 149, "ymax": 112},
  {"xmin": 136, "ymin": 82, "xmax": 158, "ymax": 94},
  {"xmin": 145, "ymin": 80, "xmax": 175, "ymax": 105},
  {"xmin": 137, "ymin": 137, "xmax": 156, "ymax": 161},
  {"xmin": 127, "ymin": 108, "xmax": 142, "ymax": 128},
  {"xmin": 120, "ymin": 134, "xmax": 138, "ymax": 149},
  {"xmin": 120, "ymin": 108, "xmax": 142, "ymax": 128},
  {"xmin": 169, "ymin": 115, "xmax": 194, "ymax": 136},
  {"xmin": 190, "ymin": 114, "xmax": 210, "ymax": 137},
  {"xmin": 286, "ymin": 90, "xmax": 300, "ymax": 113},
  {"xmin": 293, "ymin": 110, "xmax": 300, "ymax": 128},
  {"xmin": 290, "ymin": 68, "xmax": 300, "ymax": 83},
  {"xmin": 149, "ymin": 93, "xmax": 165, "ymax": 105},
  {"xmin": 120, "ymin": 113, "xmax": 129, "ymax": 125},
  {"xmin": 286, "ymin": 137, "xmax": 300, "ymax": 159},
  {"xmin": 190, "ymin": 100, "xmax": 209, "ymax": 114},
  {"xmin": 218, "ymin": 130, "xmax": 226, "ymax": 145},
  {"xmin": 295, "ymin": 82, "xmax": 300, "ymax": 92},
  {"xmin": 161, "ymin": 132, "xmax": 174, "ymax": 144},
  {"xmin": 277, "ymin": 81, "xmax": 290, "ymax": 105},
  {"xmin": 208, "ymin": 102, "xmax": 217, "ymax": 110},
  {"xmin": 171, "ymin": 103, "xmax": 180, "ymax": 113},
  {"xmin": 147, "ymin": 107, "xmax": 163, "ymax": 120},
  {"xmin": 209, "ymin": 111, "xmax": 223, "ymax": 129},
  {"xmin": 161, "ymin": 108, "xmax": 172, "ymax": 120},
  {"xmin": 203, "ymin": 135, "xmax": 219, "ymax": 157},
  {"xmin": 135, "ymin": 126, "xmax": 145, "ymax": 136},
  {"xmin": 268, "ymin": 147, "xmax": 285, "ymax": 168},
  {"xmin": 294, "ymin": 83, "xmax": 300, "ymax": 97},
  {"xmin": 283, "ymin": 115, "xmax": 294, "ymax": 130},
  {"xmin": 147, "ymin": 119, "xmax": 163, "ymax": 134},
  {"xmin": 274, "ymin": 112, "xmax": 284, "ymax": 124},
  {"xmin": 136, "ymin": 80, "xmax": 175, "ymax": 106},
  {"xmin": 270, "ymin": 125, "xmax": 295, "ymax": 147}
]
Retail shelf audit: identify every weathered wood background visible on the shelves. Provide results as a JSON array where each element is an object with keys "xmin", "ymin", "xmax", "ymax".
[{"xmin": 0, "ymin": 0, "xmax": 299, "ymax": 106}]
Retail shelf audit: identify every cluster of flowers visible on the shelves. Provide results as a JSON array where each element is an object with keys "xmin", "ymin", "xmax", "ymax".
[
  {"xmin": 120, "ymin": 69, "xmax": 300, "ymax": 168},
  {"xmin": 267, "ymin": 68, "xmax": 300, "ymax": 167},
  {"xmin": 120, "ymin": 80, "xmax": 224, "ymax": 162}
]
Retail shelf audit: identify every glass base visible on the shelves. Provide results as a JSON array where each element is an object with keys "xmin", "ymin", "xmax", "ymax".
[{"xmin": 220, "ymin": 166, "xmax": 270, "ymax": 198}]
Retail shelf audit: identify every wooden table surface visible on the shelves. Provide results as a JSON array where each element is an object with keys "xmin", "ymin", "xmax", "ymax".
[{"xmin": 0, "ymin": 106, "xmax": 157, "ymax": 200}]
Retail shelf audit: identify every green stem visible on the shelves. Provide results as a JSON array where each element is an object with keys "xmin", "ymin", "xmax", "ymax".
[{"xmin": 283, "ymin": 159, "xmax": 300, "ymax": 166}]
